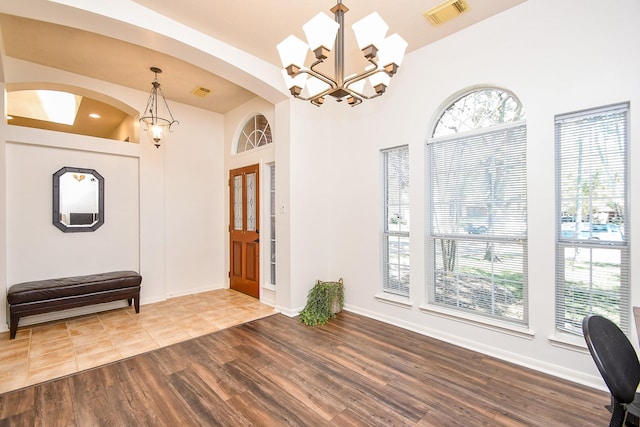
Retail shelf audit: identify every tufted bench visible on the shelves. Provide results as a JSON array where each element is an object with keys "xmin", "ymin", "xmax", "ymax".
[{"xmin": 7, "ymin": 270, "xmax": 142, "ymax": 339}]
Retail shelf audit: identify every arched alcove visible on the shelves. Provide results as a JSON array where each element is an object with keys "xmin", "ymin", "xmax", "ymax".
[{"xmin": 6, "ymin": 82, "xmax": 139, "ymax": 143}]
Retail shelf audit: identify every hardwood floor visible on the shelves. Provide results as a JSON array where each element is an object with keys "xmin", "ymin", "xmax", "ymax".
[{"xmin": 0, "ymin": 311, "xmax": 610, "ymax": 426}]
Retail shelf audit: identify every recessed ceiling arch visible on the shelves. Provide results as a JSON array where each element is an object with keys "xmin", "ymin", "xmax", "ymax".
[{"xmin": 6, "ymin": 82, "xmax": 139, "ymax": 142}]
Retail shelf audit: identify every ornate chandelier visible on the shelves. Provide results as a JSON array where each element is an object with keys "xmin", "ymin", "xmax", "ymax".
[
  {"xmin": 277, "ymin": 0, "xmax": 407, "ymax": 107},
  {"xmin": 139, "ymin": 67, "xmax": 179, "ymax": 148}
]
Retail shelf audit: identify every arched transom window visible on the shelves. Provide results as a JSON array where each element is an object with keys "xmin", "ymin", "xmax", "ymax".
[
  {"xmin": 236, "ymin": 114, "xmax": 272, "ymax": 154},
  {"xmin": 433, "ymin": 88, "xmax": 525, "ymax": 137}
]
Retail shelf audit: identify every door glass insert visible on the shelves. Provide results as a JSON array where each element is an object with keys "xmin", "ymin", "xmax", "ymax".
[
  {"xmin": 233, "ymin": 175, "xmax": 243, "ymax": 230},
  {"xmin": 246, "ymin": 172, "xmax": 256, "ymax": 231}
]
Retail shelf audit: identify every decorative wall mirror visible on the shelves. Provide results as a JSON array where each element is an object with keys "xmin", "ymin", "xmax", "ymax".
[{"xmin": 53, "ymin": 166, "xmax": 104, "ymax": 232}]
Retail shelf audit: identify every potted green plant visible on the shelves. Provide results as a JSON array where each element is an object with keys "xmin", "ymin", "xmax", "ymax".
[{"xmin": 298, "ymin": 278, "xmax": 344, "ymax": 326}]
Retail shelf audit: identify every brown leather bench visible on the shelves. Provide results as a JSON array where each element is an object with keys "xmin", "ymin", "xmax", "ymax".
[{"xmin": 7, "ymin": 271, "xmax": 142, "ymax": 339}]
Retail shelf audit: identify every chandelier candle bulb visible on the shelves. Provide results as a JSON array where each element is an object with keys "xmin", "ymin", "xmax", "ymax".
[
  {"xmin": 302, "ymin": 12, "xmax": 339, "ymax": 52},
  {"xmin": 351, "ymin": 12, "xmax": 388, "ymax": 51},
  {"xmin": 277, "ymin": 35, "xmax": 308, "ymax": 70},
  {"xmin": 377, "ymin": 33, "xmax": 408, "ymax": 70}
]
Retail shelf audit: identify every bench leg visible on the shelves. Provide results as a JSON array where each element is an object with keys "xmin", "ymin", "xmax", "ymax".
[
  {"xmin": 134, "ymin": 294, "xmax": 140, "ymax": 314},
  {"xmin": 9, "ymin": 312, "xmax": 19, "ymax": 340},
  {"xmin": 127, "ymin": 296, "xmax": 140, "ymax": 313}
]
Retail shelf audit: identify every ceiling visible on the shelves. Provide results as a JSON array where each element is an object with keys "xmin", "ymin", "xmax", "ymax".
[{"xmin": 0, "ymin": 0, "xmax": 525, "ymax": 135}]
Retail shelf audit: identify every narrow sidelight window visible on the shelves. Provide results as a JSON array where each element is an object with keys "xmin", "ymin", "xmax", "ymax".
[
  {"xmin": 269, "ymin": 163, "xmax": 276, "ymax": 286},
  {"xmin": 383, "ymin": 145, "xmax": 410, "ymax": 297}
]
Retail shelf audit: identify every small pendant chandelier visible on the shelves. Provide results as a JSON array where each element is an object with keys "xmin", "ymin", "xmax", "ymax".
[
  {"xmin": 277, "ymin": 0, "xmax": 407, "ymax": 107},
  {"xmin": 140, "ymin": 67, "xmax": 178, "ymax": 148}
]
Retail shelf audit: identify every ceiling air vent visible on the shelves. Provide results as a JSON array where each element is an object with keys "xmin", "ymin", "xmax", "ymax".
[
  {"xmin": 423, "ymin": 0, "xmax": 468, "ymax": 26},
  {"xmin": 191, "ymin": 87, "xmax": 212, "ymax": 98}
]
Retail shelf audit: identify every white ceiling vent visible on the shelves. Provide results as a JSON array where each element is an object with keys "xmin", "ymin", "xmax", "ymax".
[
  {"xmin": 423, "ymin": 0, "xmax": 468, "ymax": 26},
  {"xmin": 192, "ymin": 87, "xmax": 212, "ymax": 98}
]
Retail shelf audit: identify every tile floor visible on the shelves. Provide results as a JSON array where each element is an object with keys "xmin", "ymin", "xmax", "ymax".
[{"xmin": 0, "ymin": 289, "xmax": 277, "ymax": 394}]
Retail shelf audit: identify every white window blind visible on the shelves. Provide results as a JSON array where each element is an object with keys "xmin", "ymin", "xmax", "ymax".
[
  {"xmin": 429, "ymin": 123, "xmax": 528, "ymax": 323},
  {"xmin": 383, "ymin": 146, "xmax": 410, "ymax": 297},
  {"xmin": 555, "ymin": 103, "xmax": 629, "ymax": 334}
]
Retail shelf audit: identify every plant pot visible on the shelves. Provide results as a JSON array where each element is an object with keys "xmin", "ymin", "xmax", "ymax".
[
  {"xmin": 332, "ymin": 298, "xmax": 342, "ymax": 314},
  {"xmin": 331, "ymin": 278, "xmax": 344, "ymax": 313}
]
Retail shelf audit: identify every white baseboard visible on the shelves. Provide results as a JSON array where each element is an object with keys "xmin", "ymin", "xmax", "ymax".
[
  {"xmin": 276, "ymin": 305, "xmax": 303, "ymax": 318},
  {"xmin": 166, "ymin": 283, "xmax": 225, "ymax": 299}
]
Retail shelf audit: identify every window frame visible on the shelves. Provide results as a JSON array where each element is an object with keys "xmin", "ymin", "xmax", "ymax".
[
  {"xmin": 236, "ymin": 114, "xmax": 272, "ymax": 154},
  {"xmin": 426, "ymin": 88, "xmax": 528, "ymax": 326},
  {"xmin": 382, "ymin": 145, "xmax": 410, "ymax": 298},
  {"xmin": 554, "ymin": 102, "xmax": 630, "ymax": 335},
  {"xmin": 268, "ymin": 163, "xmax": 276, "ymax": 287}
]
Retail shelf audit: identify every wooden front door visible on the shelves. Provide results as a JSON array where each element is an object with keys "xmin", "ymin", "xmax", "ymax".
[{"xmin": 229, "ymin": 164, "xmax": 260, "ymax": 298}]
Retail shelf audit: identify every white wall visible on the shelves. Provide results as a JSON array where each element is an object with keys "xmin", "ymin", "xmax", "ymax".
[
  {"xmin": 1, "ymin": 60, "xmax": 226, "ymax": 329},
  {"xmin": 2, "ymin": 124, "xmax": 143, "ymax": 327},
  {"xmin": 6, "ymin": 137, "xmax": 139, "ymax": 283},
  {"xmin": 286, "ymin": 101, "xmax": 334, "ymax": 311},
  {"xmin": 164, "ymin": 103, "xmax": 226, "ymax": 297},
  {"xmin": 319, "ymin": 0, "xmax": 640, "ymax": 389}
]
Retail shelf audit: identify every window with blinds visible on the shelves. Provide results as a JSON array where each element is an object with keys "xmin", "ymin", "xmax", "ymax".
[
  {"xmin": 383, "ymin": 146, "xmax": 410, "ymax": 297},
  {"xmin": 555, "ymin": 103, "xmax": 629, "ymax": 335},
  {"xmin": 427, "ymin": 88, "xmax": 527, "ymax": 324}
]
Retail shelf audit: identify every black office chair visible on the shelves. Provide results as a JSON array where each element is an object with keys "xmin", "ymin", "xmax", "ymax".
[{"xmin": 583, "ymin": 314, "xmax": 640, "ymax": 427}]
